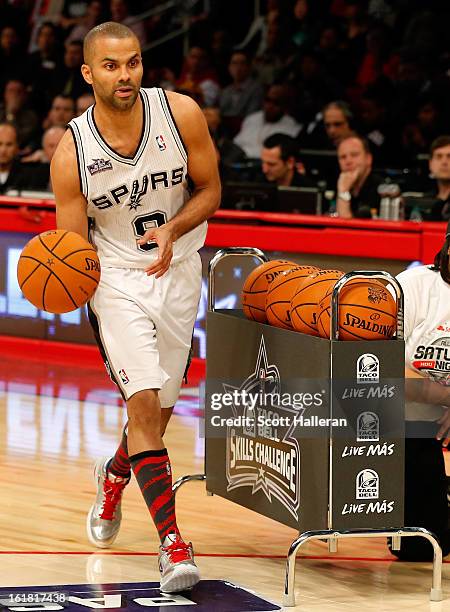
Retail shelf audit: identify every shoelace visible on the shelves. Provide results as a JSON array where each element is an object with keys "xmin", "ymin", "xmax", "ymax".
[
  {"xmin": 99, "ymin": 479, "xmax": 126, "ymax": 520},
  {"xmin": 162, "ymin": 540, "xmax": 192, "ymax": 564}
]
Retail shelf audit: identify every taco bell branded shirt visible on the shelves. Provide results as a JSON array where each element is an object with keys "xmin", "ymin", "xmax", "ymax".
[{"xmin": 397, "ymin": 265, "xmax": 450, "ymax": 421}]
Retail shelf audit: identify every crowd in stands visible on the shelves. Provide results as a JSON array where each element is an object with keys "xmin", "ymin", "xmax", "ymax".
[{"xmin": 0, "ymin": 0, "xmax": 450, "ymax": 219}]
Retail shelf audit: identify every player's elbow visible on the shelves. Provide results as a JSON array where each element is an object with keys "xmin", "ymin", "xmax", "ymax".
[
  {"xmin": 199, "ymin": 181, "xmax": 221, "ymax": 216},
  {"xmin": 211, "ymin": 182, "xmax": 221, "ymax": 213}
]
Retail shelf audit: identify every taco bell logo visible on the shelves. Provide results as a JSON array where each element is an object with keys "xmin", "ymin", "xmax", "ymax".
[
  {"xmin": 357, "ymin": 411, "xmax": 379, "ymax": 442},
  {"xmin": 357, "ymin": 353, "xmax": 379, "ymax": 384},
  {"xmin": 356, "ymin": 469, "xmax": 379, "ymax": 499}
]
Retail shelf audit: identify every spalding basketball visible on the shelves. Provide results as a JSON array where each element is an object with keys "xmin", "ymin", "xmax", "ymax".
[
  {"xmin": 265, "ymin": 265, "xmax": 319, "ymax": 329},
  {"xmin": 290, "ymin": 269, "xmax": 344, "ymax": 336},
  {"xmin": 17, "ymin": 229, "xmax": 101, "ymax": 314},
  {"xmin": 242, "ymin": 259, "xmax": 297, "ymax": 323},
  {"xmin": 317, "ymin": 278, "xmax": 397, "ymax": 340}
]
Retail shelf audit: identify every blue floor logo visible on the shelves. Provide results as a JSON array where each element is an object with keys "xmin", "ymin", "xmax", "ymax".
[{"xmin": 0, "ymin": 582, "xmax": 280, "ymax": 611}]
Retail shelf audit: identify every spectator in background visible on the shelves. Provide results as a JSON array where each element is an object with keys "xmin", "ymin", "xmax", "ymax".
[
  {"xmin": 388, "ymin": 51, "xmax": 429, "ymax": 132},
  {"xmin": 21, "ymin": 126, "xmax": 66, "ymax": 191},
  {"xmin": 304, "ymin": 100, "xmax": 353, "ymax": 150},
  {"xmin": 0, "ymin": 123, "xmax": 32, "ymax": 193},
  {"xmin": 282, "ymin": 50, "xmax": 343, "ymax": 124},
  {"xmin": 23, "ymin": 126, "xmax": 66, "ymax": 164},
  {"xmin": 58, "ymin": 40, "xmax": 91, "ymax": 99},
  {"xmin": 253, "ymin": 10, "xmax": 293, "ymax": 86},
  {"xmin": 336, "ymin": 134, "xmax": 383, "ymax": 219},
  {"xmin": 176, "ymin": 46, "xmax": 219, "ymax": 106},
  {"xmin": 291, "ymin": 0, "xmax": 315, "ymax": 49},
  {"xmin": 234, "ymin": 84, "xmax": 302, "ymax": 159},
  {"xmin": 202, "ymin": 106, "xmax": 245, "ymax": 174},
  {"xmin": 315, "ymin": 22, "xmax": 345, "ymax": 80},
  {"xmin": 354, "ymin": 25, "xmax": 394, "ymax": 92},
  {"xmin": 323, "ymin": 100, "xmax": 354, "ymax": 147},
  {"xmin": 27, "ymin": 22, "xmax": 63, "ymax": 110},
  {"xmin": 0, "ymin": 80, "xmax": 40, "ymax": 152},
  {"xmin": 341, "ymin": 0, "xmax": 370, "ymax": 84},
  {"xmin": 110, "ymin": 0, "xmax": 147, "ymax": 47},
  {"xmin": 428, "ymin": 136, "xmax": 450, "ymax": 220},
  {"xmin": 0, "ymin": 26, "xmax": 26, "ymax": 93},
  {"xmin": 402, "ymin": 98, "xmax": 447, "ymax": 163},
  {"xmin": 219, "ymin": 51, "xmax": 263, "ymax": 137},
  {"xmin": 66, "ymin": 0, "xmax": 104, "ymax": 44},
  {"xmin": 358, "ymin": 88, "xmax": 399, "ymax": 166},
  {"xmin": 76, "ymin": 92, "xmax": 95, "ymax": 116},
  {"xmin": 43, "ymin": 94, "xmax": 76, "ymax": 130},
  {"xmin": 261, "ymin": 133, "xmax": 314, "ymax": 187},
  {"xmin": 0, "ymin": 2, "xmax": 25, "ymax": 36},
  {"xmin": 209, "ymin": 29, "xmax": 233, "ymax": 86}
]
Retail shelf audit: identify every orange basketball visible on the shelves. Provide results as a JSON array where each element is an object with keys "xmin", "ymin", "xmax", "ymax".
[
  {"xmin": 317, "ymin": 278, "xmax": 397, "ymax": 340},
  {"xmin": 290, "ymin": 269, "xmax": 344, "ymax": 336},
  {"xmin": 242, "ymin": 259, "xmax": 297, "ymax": 322},
  {"xmin": 17, "ymin": 229, "xmax": 101, "ymax": 314},
  {"xmin": 265, "ymin": 265, "xmax": 319, "ymax": 329}
]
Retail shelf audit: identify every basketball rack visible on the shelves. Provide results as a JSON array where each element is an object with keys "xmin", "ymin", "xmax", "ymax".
[{"xmin": 173, "ymin": 246, "xmax": 444, "ymax": 607}]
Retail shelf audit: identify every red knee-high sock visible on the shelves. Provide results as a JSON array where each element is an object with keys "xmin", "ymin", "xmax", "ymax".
[
  {"xmin": 130, "ymin": 448, "xmax": 180, "ymax": 542},
  {"xmin": 108, "ymin": 424, "xmax": 131, "ymax": 479}
]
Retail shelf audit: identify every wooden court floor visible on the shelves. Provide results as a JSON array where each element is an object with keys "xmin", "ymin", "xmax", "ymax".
[{"xmin": 1, "ymin": 351, "xmax": 450, "ymax": 610}]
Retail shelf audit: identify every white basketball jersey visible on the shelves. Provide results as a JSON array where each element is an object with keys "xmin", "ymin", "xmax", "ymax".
[{"xmin": 68, "ymin": 87, "xmax": 207, "ymax": 268}]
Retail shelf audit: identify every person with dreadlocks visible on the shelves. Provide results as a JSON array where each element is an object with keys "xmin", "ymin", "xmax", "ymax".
[{"xmin": 389, "ymin": 221, "xmax": 450, "ymax": 561}]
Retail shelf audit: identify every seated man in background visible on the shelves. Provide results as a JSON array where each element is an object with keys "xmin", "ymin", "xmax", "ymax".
[
  {"xmin": 202, "ymin": 106, "xmax": 246, "ymax": 177},
  {"xmin": 428, "ymin": 135, "xmax": 450, "ymax": 220},
  {"xmin": 0, "ymin": 123, "xmax": 53, "ymax": 194},
  {"xmin": 261, "ymin": 133, "xmax": 315, "ymax": 187},
  {"xmin": 21, "ymin": 125, "xmax": 66, "ymax": 191},
  {"xmin": 76, "ymin": 92, "xmax": 95, "ymax": 116},
  {"xmin": 336, "ymin": 134, "xmax": 383, "ymax": 219},
  {"xmin": 0, "ymin": 122, "xmax": 28, "ymax": 193},
  {"xmin": 303, "ymin": 100, "xmax": 353, "ymax": 150},
  {"xmin": 0, "ymin": 79, "xmax": 40, "ymax": 153},
  {"xmin": 234, "ymin": 84, "xmax": 301, "ymax": 159},
  {"xmin": 219, "ymin": 51, "xmax": 264, "ymax": 137},
  {"xmin": 42, "ymin": 94, "xmax": 76, "ymax": 130},
  {"xmin": 300, "ymin": 100, "xmax": 354, "ymax": 188},
  {"xmin": 23, "ymin": 125, "xmax": 66, "ymax": 163}
]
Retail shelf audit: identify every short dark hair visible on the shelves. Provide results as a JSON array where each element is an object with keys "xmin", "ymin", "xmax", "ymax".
[
  {"xmin": 53, "ymin": 93, "xmax": 75, "ymax": 104},
  {"xmin": 430, "ymin": 135, "xmax": 450, "ymax": 157},
  {"xmin": 229, "ymin": 50, "xmax": 251, "ymax": 63},
  {"xmin": 323, "ymin": 100, "xmax": 353, "ymax": 122},
  {"xmin": 263, "ymin": 133, "xmax": 298, "ymax": 161},
  {"xmin": 67, "ymin": 39, "xmax": 83, "ymax": 49},
  {"xmin": 337, "ymin": 133, "xmax": 371, "ymax": 154},
  {"xmin": 432, "ymin": 220, "xmax": 450, "ymax": 284},
  {"xmin": 83, "ymin": 22, "xmax": 138, "ymax": 64},
  {"xmin": 38, "ymin": 21, "xmax": 57, "ymax": 36},
  {"xmin": 0, "ymin": 122, "xmax": 18, "ymax": 139}
]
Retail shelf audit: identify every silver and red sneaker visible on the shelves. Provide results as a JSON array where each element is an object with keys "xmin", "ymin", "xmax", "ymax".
[
  {"xmin": 86, "ymin": 457, "xmax": 129, "ymax": 548},
  {"xmin": 159, "ymin": 533, "xmax": 200, "ymax": 593}
]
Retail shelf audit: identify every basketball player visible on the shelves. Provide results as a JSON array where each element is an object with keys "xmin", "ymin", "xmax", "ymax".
[{"xmin": 51, "ymin": 22, "xmax": 220, "ymax": 592}]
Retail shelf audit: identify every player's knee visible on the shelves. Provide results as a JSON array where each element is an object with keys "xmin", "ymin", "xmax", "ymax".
[
  {"xmin": 127, "ymin": 389, "xmax": 161, "ymax": 431},
  {"xmin": 128, "ymin": 410, "xmax": 160, "ymax": 432}
]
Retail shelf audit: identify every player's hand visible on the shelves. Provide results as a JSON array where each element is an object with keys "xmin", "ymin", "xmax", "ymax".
[
  {"xmin": 338, "ymin": 170, "xmax": 359, "ymax": 193},
  {"xmin": 139, "ymin": 226, "xmax": 174, "ymax": 278},
  {"xmin": 436, "ymin": 408, "xmax": 450, "ymax": 447}
]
